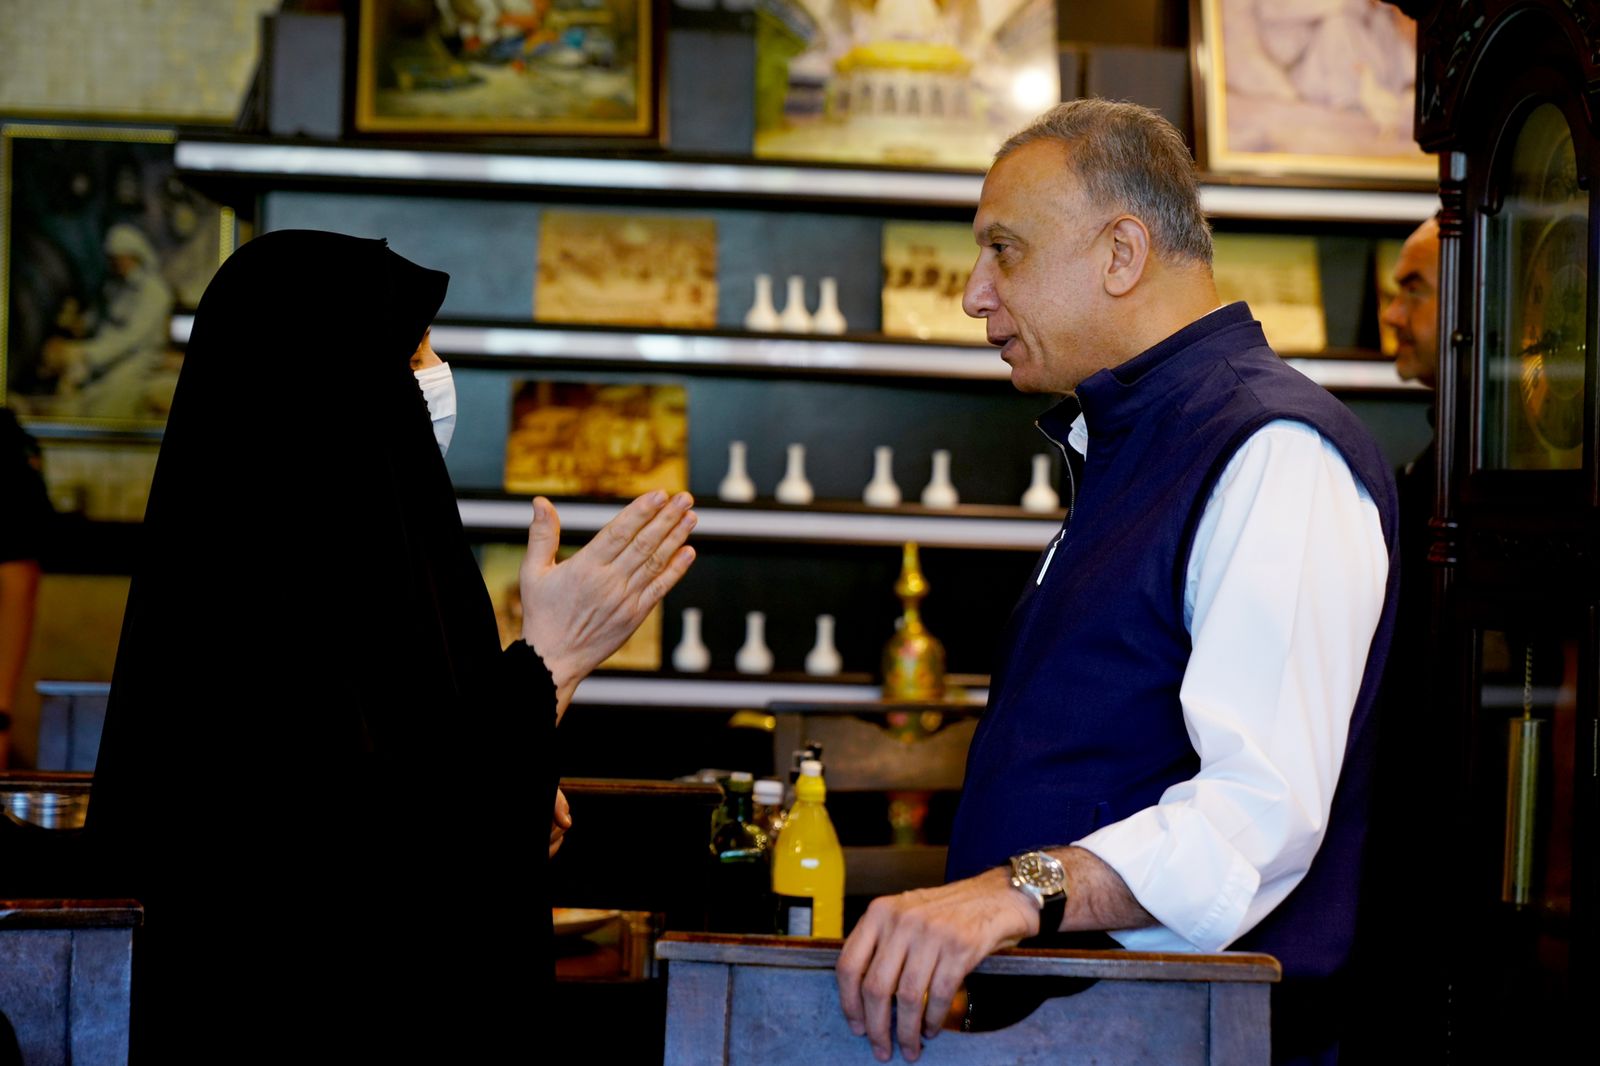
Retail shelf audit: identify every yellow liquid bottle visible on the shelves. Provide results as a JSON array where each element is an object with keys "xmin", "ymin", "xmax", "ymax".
[{"xmin": 771, "ymin": 759, "xmax": 845, "ymax": 938}]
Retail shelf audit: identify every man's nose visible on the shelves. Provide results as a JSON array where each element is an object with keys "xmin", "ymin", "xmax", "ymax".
[
  {"xmin": 963, "ymin": 263, "xmax": 995, "ymax": 319},
  {"xmin": 1380, "ymin": 293, "xmax": 1407, "ymax": 330}
]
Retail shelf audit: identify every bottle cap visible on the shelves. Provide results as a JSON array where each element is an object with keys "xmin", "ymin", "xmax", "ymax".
[
  {"xmin": 754, "ymin": 779, "xmax": 783, "ymax": 805},
  {"xmin": 725, "ymin": 772, "xmax": 753, "ymax": 793},
  {"xmin": 730, "ymin": 771, "xmax": 753, "ymax": 783},
  {"xmin": 796, "ymin": 761, "xmax": 826, "ymax": 802}
]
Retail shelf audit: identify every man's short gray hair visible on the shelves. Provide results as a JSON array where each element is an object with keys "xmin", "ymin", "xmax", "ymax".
[{"xmin": 997, "ymin": 99, "xmax": 1213, "ymax": 265}]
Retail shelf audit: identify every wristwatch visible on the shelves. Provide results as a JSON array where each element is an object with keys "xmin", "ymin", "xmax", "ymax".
[{"xmin": 1008, "ymin": 851, "xmax": 1068, "ymax": 936}]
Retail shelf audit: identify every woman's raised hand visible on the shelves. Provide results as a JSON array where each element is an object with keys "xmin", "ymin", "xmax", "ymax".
[{"xmin": 520, "ymin": 491, "xmax": 697, "ymax": 718}]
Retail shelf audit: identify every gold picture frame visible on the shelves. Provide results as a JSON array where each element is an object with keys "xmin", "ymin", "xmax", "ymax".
[
  {"xmin": 1191, "ymin": 0, "xmax": 1434, "ymax": 184},
  {"xmin": 353, "ymin": 0, "xmax": 661, "ymax": 139}
]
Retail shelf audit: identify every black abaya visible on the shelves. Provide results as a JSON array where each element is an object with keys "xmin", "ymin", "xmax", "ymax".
[{"xmin": 85, "ymin": 231, "xmax": 555, "ymax": 1058}]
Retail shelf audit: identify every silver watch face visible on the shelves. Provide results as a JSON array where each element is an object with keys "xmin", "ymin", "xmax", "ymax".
[{"xmin": 1012, "ymin": 851, "xmax": 1066, "ymax": 895}]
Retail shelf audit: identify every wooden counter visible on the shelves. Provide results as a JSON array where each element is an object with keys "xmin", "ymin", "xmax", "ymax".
[
  {"xmin": 0, "ymin": 899, "xmax": 141, "ymax": 1066},
  {"xmin": 657, "ymin": 933, "xmax": 1279, "ymax": 1065}
]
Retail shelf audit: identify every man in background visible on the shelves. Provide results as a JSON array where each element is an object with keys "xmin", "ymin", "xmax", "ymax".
[
  {"xmin": 1381, "ymin": 216, "xmax": 1441, "ymax": 390},
  {"xmin": 1350, "ymin": 213, "xmax": 1443, "ymax": 1060}
]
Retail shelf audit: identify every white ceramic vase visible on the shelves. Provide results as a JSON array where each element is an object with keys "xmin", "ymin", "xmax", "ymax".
[
  {"xmin": 672, "ymin": 607, "xmax": 711, "ymax": 672},
  {"xmin": 775, "ymin": 443, "xmax": 814, "ymax": 505},
  {"xmin": 805, "ymin": 614, "xmax": 843, "ymax": 676},
  {"xmin": 863, "ymin": 445, "xmax": 901, "ymax": 507},
  {"xmin": 812, "ymin": 277, "xmax": 847, "ymax": 334},
  {"xmin": 744, "ymin": 274, "xmax": 779, "ymax": 332},
  {"xmin": 778, "ymin": 274, "xmax": 813, "ymax": 333},
  {"xmin": 735, "ymin": 611, "xmax": 774, "ymax": 674},
  {"xmin": 921, "ymin": 449, "xmax": 959, "ymax": 508},
  {"xmin": 1020, "ymin": 454, "xmax": 1061, "ymax": 512},
  {"xmin": 719, "ymin": 440, "xmax": 757, "ymax": 502}
]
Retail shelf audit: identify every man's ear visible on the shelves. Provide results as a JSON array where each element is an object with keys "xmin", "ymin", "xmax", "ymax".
[{"xmin": 1103, "ymin": 216, "xmax": 1151, "ymax": 297}]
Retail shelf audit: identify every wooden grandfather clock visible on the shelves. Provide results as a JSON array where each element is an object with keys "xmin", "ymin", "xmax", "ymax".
[{"xmin": 1398, "ymin": 1, "xmax": 1599, "ymax": 1058}]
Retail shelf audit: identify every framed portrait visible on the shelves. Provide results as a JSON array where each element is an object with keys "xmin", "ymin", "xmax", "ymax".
[
  {"xmin": 1191, "ymin": 0, "xmax": 1434, "ymax": 184},
  {"xmin": 753, "ymin": 0, "xmax": 1059, "ymax": 170},
  {"xmin": 534, "ymin": 211, "xmax": 717, "ymax": 328},
  {"xmin": 478, "ymin": 542, "xmax": 662, "ymax": 668},
  {"xmin": 353, "ymin": 0, "xmax": 662, "ymax": 139},
  {"xmin": 504, "ymin": 380, "xmax": 688, "ymax": 498},
  {"xmin": 1, "ymin": 124, "xmax": 235, "ymax": 431}
]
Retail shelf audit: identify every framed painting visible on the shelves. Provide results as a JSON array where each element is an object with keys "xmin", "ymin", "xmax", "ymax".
[
  {"xmin": 478, "ymin": 541, "xmax": 662, "ymax": 668},
  {"xmin": 753, "ymin": 0, "xmax": 1059, "ymax": 170},
  {"xmin": 880, "ymin": 221, "xmax": 984, "ymax": 344},
  {"xmin": 1211, "ymin": 233, "xmax": 1326, "ymax": 353},
  {"xmin": 1191, "ymin": 0, "xmax": 1434, "ymax": 184},
  {"xmin": 534, "ymin": 211, "xmax": 718, "ymax": 328},
  {"xmin": 0, "ymin": 0, "xmax": 277, "ymax": 125},
  {"xmin": 504, "ymin": 380, "xmax": 688, "ymax": 498},
  {"xmin": 353, "ymin": 0, "xmax": 662, "ymax": 139},
  {"xmin": 1, "ymin": 124, "xmax": 235, "ymax": 431}
]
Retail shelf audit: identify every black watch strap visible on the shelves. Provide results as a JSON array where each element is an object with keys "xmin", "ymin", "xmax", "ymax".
[{"xmin": 1039, "ymin": 891, "xmax": 1066, "ymax": 937}]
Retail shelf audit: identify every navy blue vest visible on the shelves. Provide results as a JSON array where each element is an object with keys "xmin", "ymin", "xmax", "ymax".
[{"xmin": 946, "ymin": 303, "xmax": 1399, "ymax": 980}]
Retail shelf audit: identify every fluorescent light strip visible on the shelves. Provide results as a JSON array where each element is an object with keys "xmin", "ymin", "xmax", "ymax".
[
  {"xmin": 175, "ymin": 141, "xmax": 982, "ymax": 205},
  {"xmin": 574, "ymin": 675, "xmax": 988, "ymax": 707},
  {"xmin": 176, "ymin": 141, "xmax": 1438, "ymax": 223},
  {"xmin": 429, "ymin": 325, "xmax": 1005, "ymax": 379},
  {"xmin": 457, "ymin": 499, "xmax": 1059, "ymax": 549},
  {"xmin": 1286, "ymin": 359, "xmax": 1428, "ymax": 391},
  {"xmin": 1199, "ymin": 185, "xmax": 1438, "ymax": 222},
  {"xmin": 182, "ymin": 318, "xmax": 1409, "ymax": 391}
]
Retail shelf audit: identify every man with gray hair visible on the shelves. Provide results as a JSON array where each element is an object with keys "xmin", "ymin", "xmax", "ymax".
[{"xmin": 836, "ymin": 100, "xmax": 1399, "ymax": 1065}]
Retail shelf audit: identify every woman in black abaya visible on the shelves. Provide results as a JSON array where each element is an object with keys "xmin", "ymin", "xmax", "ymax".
[{"xmin": 86, "ymin": 230, "xmax": 696, "ymax": 1057}]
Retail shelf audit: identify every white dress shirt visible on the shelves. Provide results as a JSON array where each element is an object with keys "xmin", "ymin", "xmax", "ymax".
[{"xmin": 1062, "ymin": 414, "xmax": 1389, "ymax": 954}]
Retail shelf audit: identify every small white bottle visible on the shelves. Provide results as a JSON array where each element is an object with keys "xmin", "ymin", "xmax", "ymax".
[
  {"xmin": 775, "ymin": 443, "xmax": 814, "ymax": 505},
  {"xmin": 862, "ymin": 446, "xmax": 901, "ymax": 507},
  {"xmin": 778, "ymin": 275, "xmax": 813, "ymax": 333},
  {"xmin": 805, "ymin": 614, "xmax": 843, "ymax": 676},
  {"xmin": 753, "ymin": 777, "xmax": 787, "ymax": 839},
  {"xmin": 920, "ymin": 449, "xmax": 959, "ymax": 509},
  {"xmin": 719, "ymin": 440, "xmax": 757, "ymax": 502},
  {"xmin": 672, "ymin": 607, "xmax": 711, "ymax": 672},
  {"xmin": 811, "ymin": 277, "xmax": 847, "ymax": 334},
  {"xmin": 1020, "ymin": 454, "xmax": 1061, "ymax": 513},
  {"xmin": 745, "ymin": 274, "xmax": 780, "ymax": 332},
  {"xmin": 735, "ymin": 611, "xmax": 775, "ymax": 674}
]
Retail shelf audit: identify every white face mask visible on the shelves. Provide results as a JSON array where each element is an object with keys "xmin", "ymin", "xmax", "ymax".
[{"xmin": 414, "ymin": 362, "xmax": 456, "ymax": 457}]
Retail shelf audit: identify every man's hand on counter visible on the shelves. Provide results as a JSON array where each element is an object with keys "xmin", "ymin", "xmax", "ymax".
[
  {"xmin": 834, "ymin": 847, "xmax": 1156, "ymax": 1061},
  {"xmin": 835, "ymin": 866, "xmax": 1036, "ymax": 1063}
]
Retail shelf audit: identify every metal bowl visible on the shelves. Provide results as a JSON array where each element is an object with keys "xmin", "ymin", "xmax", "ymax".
[{"xmin": 1, "ymin": 790, "xmax": 89, "ymax": 830}]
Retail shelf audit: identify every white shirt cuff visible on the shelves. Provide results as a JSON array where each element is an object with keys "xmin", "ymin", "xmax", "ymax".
[{"xmin": 1075, "ymin": 804, "xmax": 1262, "ymax": 953}]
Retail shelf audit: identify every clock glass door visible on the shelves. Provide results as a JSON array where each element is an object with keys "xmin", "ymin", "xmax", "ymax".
[{"xmin": 1480, "ymin": 103, "xmax": 1589, "ymax": 471}]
